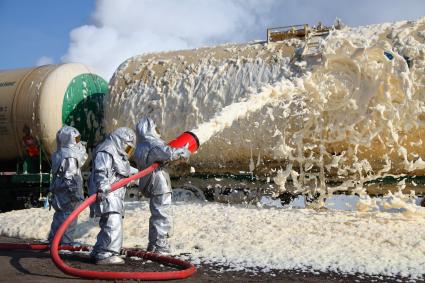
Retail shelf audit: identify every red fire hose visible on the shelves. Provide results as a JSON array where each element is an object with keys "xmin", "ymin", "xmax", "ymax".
[{"xmin": 0, "ymin": 131, "xmax": 201, "ymax": 280}]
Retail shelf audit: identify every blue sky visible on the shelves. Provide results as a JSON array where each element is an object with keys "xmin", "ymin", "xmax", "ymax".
[
  {"xmin": 0, "ymin": 0, "xmax": 94, "ymax": 69},
  {"xmin": 1, "ymin": 0, "xmax": 424, "ymax": 78}
]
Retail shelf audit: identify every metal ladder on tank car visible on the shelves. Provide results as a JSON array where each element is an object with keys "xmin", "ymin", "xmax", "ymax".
[{"xmin": 299, "ymin": 22, "xmax": 330, "ymax": 58}]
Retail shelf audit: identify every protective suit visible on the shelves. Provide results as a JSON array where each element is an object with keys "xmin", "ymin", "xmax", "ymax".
[
  {"xmin": 48, "ymin": 126, "xmax": 87, "ymax": 245},
  {"xmin": 89, "ymin": 127, "xmax": 137, "ymax": 264},
  {"xmin": 135, "ymin": 117, "xmax": 190, "ymax": 253}
]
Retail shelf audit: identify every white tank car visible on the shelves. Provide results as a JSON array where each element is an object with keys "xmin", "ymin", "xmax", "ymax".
[{"xmin": 0, "ymin": 63, "xmax": 107, "ymax": 167}]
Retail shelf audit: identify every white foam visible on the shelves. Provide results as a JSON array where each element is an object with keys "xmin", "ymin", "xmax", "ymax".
[{"xmin": 1, "ymin": 200, "xmax": 424, "ymax": 279}]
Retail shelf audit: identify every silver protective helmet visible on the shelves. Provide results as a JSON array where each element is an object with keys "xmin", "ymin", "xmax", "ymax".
[
  {"xmin": 52, "ymin": 125, "xmax": 88, "ymax": 171},
  {"xmin": 110, "ymin": 127, "xmax": 136, "ymax": 158}
]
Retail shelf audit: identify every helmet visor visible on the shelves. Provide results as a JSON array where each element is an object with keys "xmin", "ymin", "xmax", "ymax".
[{"xmin": 125, "ymin": 144, "xmax": 135, "ymax": 157}]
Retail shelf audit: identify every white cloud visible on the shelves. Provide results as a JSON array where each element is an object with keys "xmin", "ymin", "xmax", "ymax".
[
  {"xmin": 62, "ymin": 0, "xmax": 425, "ymax": 80},
  {"xmin": 35, "ymin": 56, "xmax": 54, "ymax": 66}
]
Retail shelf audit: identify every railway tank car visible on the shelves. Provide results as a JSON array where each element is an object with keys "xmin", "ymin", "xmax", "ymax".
[{"xmin": 0, "ymin": 63, "xmax": 107, "ymax": 210}]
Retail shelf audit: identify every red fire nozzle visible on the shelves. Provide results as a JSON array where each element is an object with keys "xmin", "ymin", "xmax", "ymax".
[{"xmin": 168, "ymin": 131, "xmax": 200, "ymax": 153}]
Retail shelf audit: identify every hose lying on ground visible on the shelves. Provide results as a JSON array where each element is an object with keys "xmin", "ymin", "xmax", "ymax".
[{"xmin": 0, "ymin": 163, "xmax": 197, "ymax": 280}]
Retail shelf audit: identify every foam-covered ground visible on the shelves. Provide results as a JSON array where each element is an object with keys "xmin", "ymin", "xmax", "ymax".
[{"xmin": 1, "ymin": 197, "xmax": 424, "ymax": 280}]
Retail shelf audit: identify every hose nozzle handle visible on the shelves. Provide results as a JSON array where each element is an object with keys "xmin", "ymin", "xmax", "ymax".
[{"xmin": 168, "ymin": 131, "xmax": 200, "ymax": 153}]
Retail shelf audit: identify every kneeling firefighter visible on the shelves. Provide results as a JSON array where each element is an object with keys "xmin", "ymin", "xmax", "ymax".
[
  {"xmin": 135, "ymin": 117, "xmax": 191, "ymax": 253},
  {"xmin": 88, "ymin": 127, "xmax": 137, "ymax": 265},
  {"xmin": 48, "ymin": 126, "xmax": 87, "ymax": 245}
]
